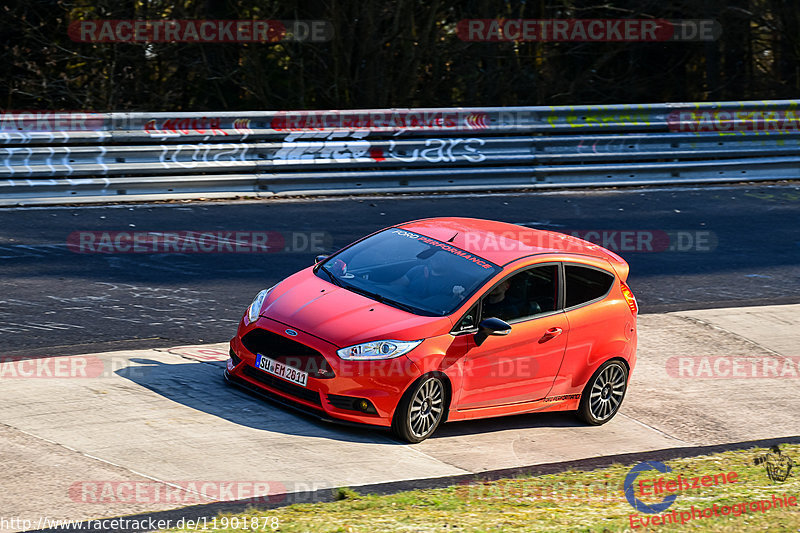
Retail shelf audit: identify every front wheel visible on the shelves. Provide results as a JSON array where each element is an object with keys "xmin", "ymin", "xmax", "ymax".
[
  {"xmin": 391, "ymin": 375, "xmax": 446, "ymax": 443},
  {"xmin": 577, "ymin": 360, "xmax": 628, "ymax": 425}
]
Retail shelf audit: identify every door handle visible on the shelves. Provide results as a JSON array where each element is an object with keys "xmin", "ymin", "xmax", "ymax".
[{"xmin": 539, "ymin": 327, "xmax": 563, "ymax": 342}]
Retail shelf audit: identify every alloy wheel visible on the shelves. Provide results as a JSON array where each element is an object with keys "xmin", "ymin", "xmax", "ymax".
[
  {"xmin": 588, "ymin": 362, "xmax": 626, "ymax": 421},
  {"xmin": 408, "ymin": 377, "xmax": 444, "ymax": 439}
]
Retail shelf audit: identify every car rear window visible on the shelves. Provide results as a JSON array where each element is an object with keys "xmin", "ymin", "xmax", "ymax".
[{"xmin": 564, "ymin": 265, "xmax": 614, "ymax": 308}]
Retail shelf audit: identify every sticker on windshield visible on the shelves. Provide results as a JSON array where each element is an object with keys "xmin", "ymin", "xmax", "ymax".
[{"xmin": 391, "ymin": 229, "xmax": 496, "ymax": 269}]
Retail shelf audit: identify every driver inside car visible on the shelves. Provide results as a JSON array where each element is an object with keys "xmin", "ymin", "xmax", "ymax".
[
  {"xmin": 481, "ymin": 280, "xmax": 518, "ymax": 321},
  {"xmin": 481, "ymin": 278, "xmax": 542, "ymax": 322},
  {"xmin": 396, "ymin": 251, "xmax": 465, "ymax": 302}
]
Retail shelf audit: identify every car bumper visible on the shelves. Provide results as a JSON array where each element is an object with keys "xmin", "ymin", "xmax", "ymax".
[{"xmin": 227, "ymin": 317, "xmax": 422, "ymax": 427}]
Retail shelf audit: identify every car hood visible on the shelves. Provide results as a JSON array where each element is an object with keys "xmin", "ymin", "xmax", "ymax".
[{"xmin": 260, "ymin": 268, "xmax": 452, "ymax": 348}]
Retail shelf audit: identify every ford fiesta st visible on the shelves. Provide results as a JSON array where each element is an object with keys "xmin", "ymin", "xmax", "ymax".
[{"xmin": 225, "ymin": 217, "xmax": 638, "ymax": 443}]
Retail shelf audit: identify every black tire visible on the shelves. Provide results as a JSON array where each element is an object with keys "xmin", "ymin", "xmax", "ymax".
[
  {"xmin": 577, "ymin": 359, "xmax": 628, "ymax": 425},
  {"xmin": 391, "ymin": 375, "xmax": 446, "ymax": 443}
]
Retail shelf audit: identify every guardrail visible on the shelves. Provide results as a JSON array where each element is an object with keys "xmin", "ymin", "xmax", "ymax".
[{"xmin": 1, "ymin": 100, "xmax": 799, "ymax": 205}]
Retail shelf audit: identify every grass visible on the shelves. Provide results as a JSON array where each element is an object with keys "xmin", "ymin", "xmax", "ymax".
[{"xmin": 159, "ymin": 443, "xmax": 799, "ymax": 532}]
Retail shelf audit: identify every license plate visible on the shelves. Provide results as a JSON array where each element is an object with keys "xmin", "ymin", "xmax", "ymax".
[{"xmin": 255, "ymin": 354, "xmax": 308, "ymax": 387}]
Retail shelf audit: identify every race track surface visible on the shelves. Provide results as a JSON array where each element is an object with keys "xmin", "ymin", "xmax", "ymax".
[{"xmin": 1, "ymin": 183, "xmax": 798, "ymax": 358}]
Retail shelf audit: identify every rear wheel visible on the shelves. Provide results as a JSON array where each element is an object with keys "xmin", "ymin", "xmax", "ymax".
[
  {"xmin": 391, "ymin": 375, "xmax": 446, "ymax": 443},
  {"xmin": 577, "ymin": 360, "xmax": 628, "ymax": 425}
]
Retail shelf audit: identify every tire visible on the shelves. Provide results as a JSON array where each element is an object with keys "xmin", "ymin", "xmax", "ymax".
[
  {"xmin": 577, "ymin": 359, "xmax": 628, "ymax": 425},
  {"xmin": 391, "ymin": 375, "xmax": 446, "ymax": 443}
]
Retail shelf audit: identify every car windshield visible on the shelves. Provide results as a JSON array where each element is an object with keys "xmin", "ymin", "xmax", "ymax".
[{"xmin": 315, "ymin": 228, "xmax": 501, "ymax": 316}]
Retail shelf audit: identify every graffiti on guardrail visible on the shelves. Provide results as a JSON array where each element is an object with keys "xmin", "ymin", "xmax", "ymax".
[
  {"xmin": 0, "ymin": 137, "xmax": 488, "ymax": 173},
  {"xmin": 145, "ymin": 117, "xmax": 225, "ymax": 135},
  {"xmin": 544, "ymin": 110, "xmax": 654, "ymax": 128},
  {"xmin": 157, "ymin": 143, "xmax": 252, "ymax": 168},
  {"xmin": 272, "ymin": 130, "xmax": 370, "ymax": 162},
  {"xmin": 372, "ymin": 138, "xmax": 487, "ymax": 163},
  {"xmin": 269, "ymin": 136, "xmax": 487, "ymax": 164},
  {"xmin": 143, "ymin": 116, "xmax": 261, "ymax": 137},
  {"xmin": 2, "ymin": 101, "xmax": 800, "ymax": 201}
]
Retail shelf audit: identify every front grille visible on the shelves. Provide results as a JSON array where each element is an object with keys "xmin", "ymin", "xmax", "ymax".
[
  {"xmin": 242, "ymin": 365, "xmax": 322, "ymax": 406},
  {"xmin": 241, "ymin": 328, "xmax": 334, "ymax": 379}
]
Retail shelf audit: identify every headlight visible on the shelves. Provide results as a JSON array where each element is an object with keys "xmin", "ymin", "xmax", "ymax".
[
  {"xmin": 244, "ymin": 287, "xmax": 272, "ymax": 326},
  {"xmin": 337, "ymin": 340, "xmax": 422, "ymax": 360}
]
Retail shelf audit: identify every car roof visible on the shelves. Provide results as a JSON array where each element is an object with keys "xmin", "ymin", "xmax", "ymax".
[{"xmin": 397, "ymin": 217, "xmax": 625, "ymax": 271}]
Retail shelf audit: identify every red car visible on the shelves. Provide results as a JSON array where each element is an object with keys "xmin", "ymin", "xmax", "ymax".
[{"xmin": 226, "ymin": 217, "xmax": 638, "ymax": 443}]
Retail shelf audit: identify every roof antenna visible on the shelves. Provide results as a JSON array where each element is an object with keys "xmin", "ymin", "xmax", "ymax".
[{"xmin": 446, "ymin": 232, "xmax": 458, "ymax": 243}]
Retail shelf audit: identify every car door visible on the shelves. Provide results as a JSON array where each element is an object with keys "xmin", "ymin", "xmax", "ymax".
[{"xmin": 453, "ymin": 263, "xmax": 569, "ymax": 410}]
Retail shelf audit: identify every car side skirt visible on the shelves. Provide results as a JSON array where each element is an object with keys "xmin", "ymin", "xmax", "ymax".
[{"xmin": 446, "ymin": 394, "xmax": 582, "ymax": 422}]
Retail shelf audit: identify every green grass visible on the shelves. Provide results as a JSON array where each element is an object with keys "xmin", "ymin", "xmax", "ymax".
[{"xmin": 160, "ymin": 444, "xmax": 800, "ymax": 532}]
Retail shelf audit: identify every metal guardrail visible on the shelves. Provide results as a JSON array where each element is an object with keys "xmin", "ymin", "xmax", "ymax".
[{"xmin": 1, "ymin": 100, "xmax": 799, "ymax": 204}]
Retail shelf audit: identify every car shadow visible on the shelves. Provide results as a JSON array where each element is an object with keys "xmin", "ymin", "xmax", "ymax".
[
  {"xmin": 115, "ymin": 357, "xmax": 397, "ymax": 445},
  {"xmin": 116, "ymin": 357, "xmax": 585, "ymax": 445},
  {"xmin": 432, "ymin": 411, "xmax": 585, "ymax": 439}
]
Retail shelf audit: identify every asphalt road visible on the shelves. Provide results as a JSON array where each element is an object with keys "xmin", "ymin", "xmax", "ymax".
[{"xmin": 1, "ymin": 183, "xmax": 798, "ymax": 357}]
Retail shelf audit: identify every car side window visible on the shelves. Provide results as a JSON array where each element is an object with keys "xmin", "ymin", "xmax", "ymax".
[
  {"xmin": 454, "ymin": 304, "xmax": 479, "ymax": 332},
  {"xmin": 564, "ymin": 265, "xmax": 614, "ymax": 308},
  {"xmin": 481, "ymin": 265, "xmax": 558, "ymax": 323}
]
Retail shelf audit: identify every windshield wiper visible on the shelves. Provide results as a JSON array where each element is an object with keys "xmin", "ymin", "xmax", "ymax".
[
  {"xmin": 317, "ymin": 264, "xmax": 343, "ymax": 287},
  {"xmin": 347, "ymin": 285, "xmax": 406, "ymax": 313},
  {"xmin": 345, "ymin": 286, "xmax": 421, "ymax": 314},
  {"xmin": 380, "ymin": 299, "xmax": 422, "ymax": 315}
]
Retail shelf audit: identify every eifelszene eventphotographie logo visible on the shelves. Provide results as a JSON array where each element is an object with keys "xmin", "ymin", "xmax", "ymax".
[{"xmin": 624, "ymin": 461, "xmax": 678, "ymax": 513}]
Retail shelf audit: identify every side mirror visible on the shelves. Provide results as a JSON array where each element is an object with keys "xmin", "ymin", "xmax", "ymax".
[
  {"xmin": 315, "ymin": 254, "xmax": 329, "ymax": 265},
  {"xmin": 474, "ymin": 317, "xmax": 512, "ymax": 346}
]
